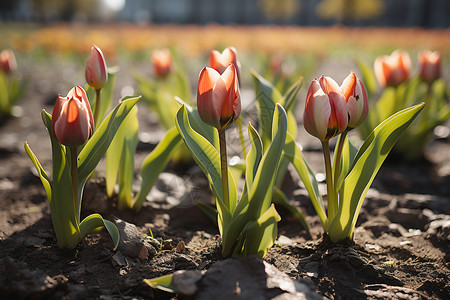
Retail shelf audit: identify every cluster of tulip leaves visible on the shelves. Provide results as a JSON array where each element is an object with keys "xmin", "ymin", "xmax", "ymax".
[
  {"xmin": 357, "ymin": 60, "xmax": 450, "ymax": 161},
  {"xmin": 252, "ymin": 69, "xmax": 424, "ymax": 242},
  {"xmin": 25, "ymin": 96, "xmax": 140, "ymax": 249}
]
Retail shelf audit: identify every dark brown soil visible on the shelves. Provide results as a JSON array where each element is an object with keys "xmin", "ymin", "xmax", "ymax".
[{"xmin": 0, "ymin": 58, "xmax": 449, "ymax": 299}]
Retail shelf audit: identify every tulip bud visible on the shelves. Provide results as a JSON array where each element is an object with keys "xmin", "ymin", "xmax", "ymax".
[
  {"xmin": 209, "ymin": 47, "xmax": 241, "ymax": 82},
  {"xmin": 418, "ymin": 50, "xmax": 441, "ymax": 85},
  {"xmin": 151, "ymin": 48, "xmax": 172, "ymax": 78},
  {"xmin": 303, "ymin": 76, "xmax": 348, "ymax": 141},
  {"xmin": 374, "ymin": 49, "xmax": 411, "ymax": 87},
  {"xmin": 85, "ymin": 45, "xmax": 108, "ymax": 90},
  {"xmin": 0, "ymin": 49, "xmax": 17, "ymax": 74},
  {"xmin": 340, "ymin": 72, "xmax": 369, "ymax": 129},
  {"xmin": 52, "ymin": 85, "xmax": 94, "ymax": 147},
  {"xmin": 197, "ymin": 64, "xmax": 241, "ymax": 130}
]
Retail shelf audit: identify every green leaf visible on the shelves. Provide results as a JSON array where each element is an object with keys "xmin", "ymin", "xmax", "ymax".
[
  {"xmin": 251, "ymin": 69, "xmax": 282, "ymax": 148},
  {"xmin": 79, "ymin": 213, "xmax": 120, "ymax": 250},
  {"xmin": 175, "ymin": 105, "xmax": 234, "ymax": 233},
  {"xmin": 24, "ymin": 142, "xmax": 52, "ymax": 203},
  {"xmin": 272, "ymin": 187, "xmax": 309, "ymax": 233},
  {"xmin": 283, "ymin": 132, "xmax": 327, "ymax": 228},
  {"xmin": 133, "ymin": 127, "xmax": 182, "ymax": 210},
  {"xmin": 328, "ymin": 103, "xmax": 425, "ymax": 242},
  {"xmin": 283, "ymin": 76, "xmax": 303, "ymax": 113},
  {"xmin": 105, "ymin": 105, "xmax": 139, "ymax": 210},
  {"xmin": 77, "ymin": 96, "xmax": 140, "ymax": 185},
  {"xmin": 333, "ymin": 134, "xmax": 358, "ymax": 193},
  {"xmin": 245, "ymin": 123, "xmax": 263, "ymax": 192},
  {"xmin": 143, "ymin": 274, "xmax": 177, "ymax": 294},
  {"xmin": 195, "ymin": 202, "xmax": 218, "ymax": 225},
  {"xmin": 247, "ymin": 104, "xmax": 287, "ymax": 219},
  {"xmin": 221, "ymin": 105, "xmax": 287, "ymax": 257},
  {"xmin": 356, "ymin": 59, "xmax": 377, "ymax": 98},
  {"xmin": 239, "ymin": 204, "xmax": 281, "ymax": 258}
]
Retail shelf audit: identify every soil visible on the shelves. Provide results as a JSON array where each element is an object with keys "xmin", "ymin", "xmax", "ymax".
[{"xmin": 0, "ymin": 57, "xmax": 449, "ymax": 300}]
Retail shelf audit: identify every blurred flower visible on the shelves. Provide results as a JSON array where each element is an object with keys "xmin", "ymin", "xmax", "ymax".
[
  {"xmin": 269, "ymin": 54, "xmax": 285, "ymax": 78},
  {"xmin": 340, "ymin": 71, "xmax": 369, "ymax": 129},
  {"xmin": 0, "ymin": 49, "xmax": 17, "ymax": 74},
  {"xmin": 52, "ymin": 85, "xmax": 94, "ymax": 147},
  {"xmin": 418, "ymin": 50, "xmax": 441, "ymax": 84},
  {"xmin": 303, "ymin": 76, "xmax": 348, "ymax": 141},
  {"xmin": 197, "ymin": 64, "xmax": 241, "ymax": 130},
  {"xmin": 85, "ymin": 45, "xmax": 108, "ymax": 90},
  {"xmin": 209, "ymin": 46, "xmax": 241, "ymax": 82},
  {"xmin": 151, "ymin": 48, "xmax": 172, "ymax": 78},
  {"xmin": 374, "ymin": 49, "xmax": 411, "ymax": 87}
]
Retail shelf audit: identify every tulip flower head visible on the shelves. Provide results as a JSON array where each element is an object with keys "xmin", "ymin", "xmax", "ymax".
[
  {"xmin": 0, "ymin": 49, "xmax": 17, "ymax": 74},
  {"xmin": 52, "ymin": 85, "xmax": 94, "ymax": 147},
  {"xmin": 85, "ymin": 45, "xmax": 108, "ymax": 90},
  {"xmin": 374, "ymin": 49, "xmax": 411, "ymax": 87},
  {"xmin": 197, "ymin": 64, "xmax": 241, "ymax": 130},
  {"xmin": 418, "ymin": 50, "xmax": 441, "ymax": 85},
  {"xmin": 209, "ymin": 47, "xmax": 241, "ymax": 81},
  {"xmin": 340, "ymin": 72, "xmax": 369, "ymax": 129},
  {"xmin": 151, "ymin": 48, "xmax": 172, "ymax": 78},
  {"xmin": 303, "ymin": 76, "xmax": 348, "ymax": 141}
]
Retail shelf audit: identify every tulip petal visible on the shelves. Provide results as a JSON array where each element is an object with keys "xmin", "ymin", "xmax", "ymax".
[
  {"xmin": 319, "ymin": 75, "xmax": 341, "ymax": 95},
  {"xmin": 197, "ymin": 67, "xmax": 222, "ymax": 127},
  {"xmin": 340, "ymin": 72, "xmax": 356, "ymax": 102}
]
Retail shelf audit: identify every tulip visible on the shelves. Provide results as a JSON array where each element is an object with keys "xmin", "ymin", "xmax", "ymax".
[
  {"xmin": 340, "ymin": 71, "xmax": 369, "ymax": 129},
  {"xmin": 197, "ymin": 64, "xmax": 241, "ymax": 130},
  {"xmin": 52, "ymin": 85, "xmax": 94, "ymax": 147},
  {"xmin": 0, "ymin": 49, "xmax": 17, "ymax": 74},
  {"xmin": 374, "ymin": 50, "xmax": 411, "ymax": 87},
  {"xmin": 303, "ymin": 76, "xmax": 348, "ymax": 141},
  {"xmin": 151, "ymin": 48, "xmax": 172, "ymax": 78},
  {"xmin": 85, "ymin": 45, "xmax": 108, "ymax": 90},
  {"xmin": 209, "ymin": 47, "xmax": 241, "ymax": 82},
  {"xmin": 418, "ymin": 50, "xmax": 441, "ymax": 85}
]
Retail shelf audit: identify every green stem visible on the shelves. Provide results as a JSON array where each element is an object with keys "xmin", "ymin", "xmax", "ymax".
[
  {"xmin": 322, "ymin": 140, "xmax": 335, "ymax": 221},
  {"xmin": 237, "ymin": 118, "xmax": 247, "ymax": 158},
  {"xmin": 219, "ymin": 128, "xmax": 229, "ymax": 209},
  {"xmin": 94, "ymin": 88, "xmax": 101, "ymax": 124},
  {"xmin": 70, "ymin": 147, "xmax": 79, "ymax": 223},
  {"xmin": 333, "ymin": 130, "xmax": 348, "ymax": 206}
]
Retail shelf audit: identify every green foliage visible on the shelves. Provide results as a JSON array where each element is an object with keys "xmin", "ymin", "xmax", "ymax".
[
  {"xmin": 176, "ymin": 104, "xmax": 287, "ymax": 258},
  {"xmin": 105, "ymin": 105, "xmax": 139, "ymax": 210}
]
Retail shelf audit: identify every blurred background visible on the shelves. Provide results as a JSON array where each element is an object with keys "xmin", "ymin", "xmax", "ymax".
[{"xmin": 0, "ymin": 0, "xmax": 449, "ymax": 27}]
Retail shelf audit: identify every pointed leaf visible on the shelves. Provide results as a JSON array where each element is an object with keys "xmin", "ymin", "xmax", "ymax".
[
  {"xmin": 283, "ymin": 133, "xmax": 327, "ymax": 228},
  {"xmin": 240, "ymin": 204, "xmax": 281, "ymax": 258},
  {"xmin": 105, "ymin": 105, "xmax": 139, "ymax": 210},
  {"xmin": 175, "ymin": 105, "xmax": 234, "ymax": 231},
  {"xmin": 329, "ymin": 103, "xmax": 425, "ymax": 242},
  {"xmin": 133, "ymin": 127, "xmax": 182, "ymax": 210},
  {"xmin": 79, "ymin": 213, "xmax": 120, "ymax": 250},
  {"xmin": 251, "ymin": 69, "xmax": 282, "ymax": 148},
  {"xmin": 247, "ymin": 104, "xmax": 287, "ymax": 219},
  {"xmin": 78, "ymin": 96, "xmax": 140, "ymax": 184},
  {"xmin": 24, "ymin": 142, "xmax": 52, "ymax": 203},
  {"xmin": 272, "ymin": 187, "xmax": 309, "ymax": 232},
  {"xmin": 143, "ymin": 274, "xmax": 177, "ymax": 294},
  {"xmin": 283, "ymin": 76, "xmax": 303, "ymax": 113},
  {"xmin": 356, "ymin": 59, "xmax": 377, "ymax": 98}
]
